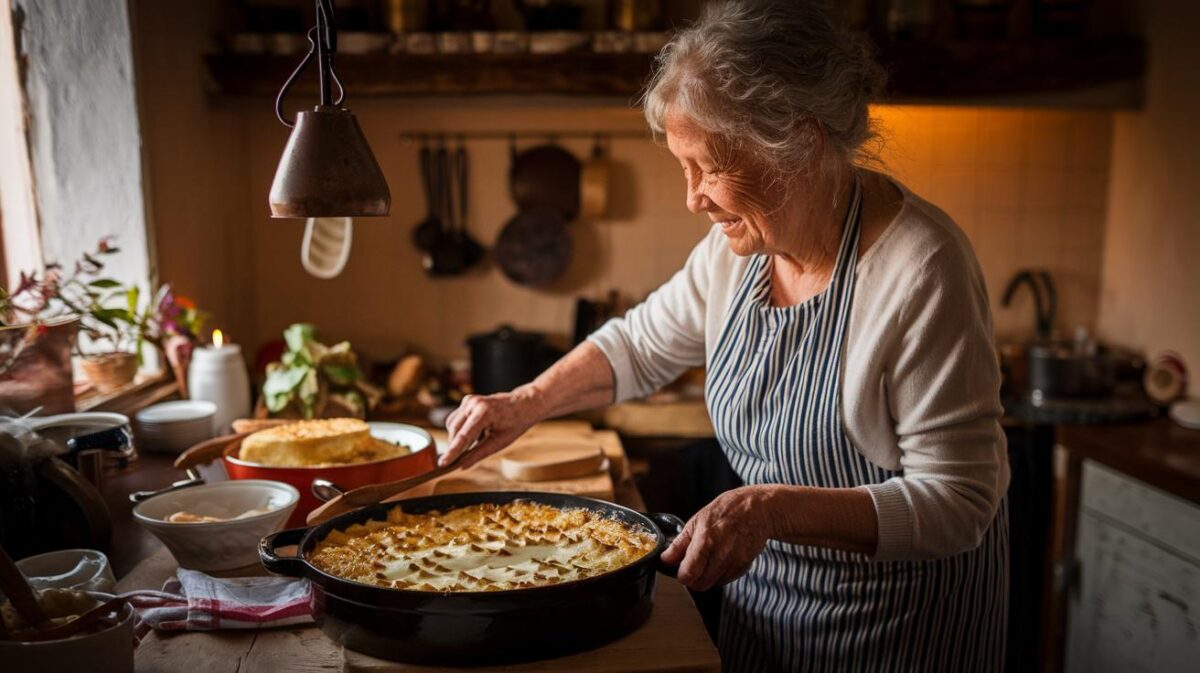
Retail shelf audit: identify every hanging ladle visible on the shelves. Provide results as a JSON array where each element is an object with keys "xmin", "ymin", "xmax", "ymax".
[
  {"xmin": 453, "ymin": 139, "xmax": 486, "ymax": 268},
  {"xmin": 411, "ymin": 137, "xmax": 442, "ymax": 252}
]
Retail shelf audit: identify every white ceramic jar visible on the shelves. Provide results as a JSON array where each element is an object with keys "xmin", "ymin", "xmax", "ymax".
[{"xmin": 187, "ymin": 343, "xmax": 251, "ymax": 435}]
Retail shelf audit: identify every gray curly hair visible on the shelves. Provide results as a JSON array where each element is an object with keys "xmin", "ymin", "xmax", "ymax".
[{"xmin": 643, "ymin": 0, "xmax": 885, "ymax": 175}]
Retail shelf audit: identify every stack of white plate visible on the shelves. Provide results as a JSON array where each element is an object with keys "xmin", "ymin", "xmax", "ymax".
[{"xmin": 135, "ymin": 400, "xmax": 218, "ymax": 454}]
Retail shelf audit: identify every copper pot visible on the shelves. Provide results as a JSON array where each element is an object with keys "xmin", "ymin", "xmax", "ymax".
[{"xmin": 173, "ymin": 424, "xmax": 437, "ymax": 527}]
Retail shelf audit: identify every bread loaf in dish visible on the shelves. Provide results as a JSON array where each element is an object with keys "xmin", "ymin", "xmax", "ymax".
[{"xmin": 239, "ymin": 419, "xmax": 410, "ymax": 467}]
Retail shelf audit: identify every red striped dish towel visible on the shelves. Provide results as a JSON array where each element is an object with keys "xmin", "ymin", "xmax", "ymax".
[{"xmin": 122, "ymin": 568, "xmax": 314, "ymax": 639}]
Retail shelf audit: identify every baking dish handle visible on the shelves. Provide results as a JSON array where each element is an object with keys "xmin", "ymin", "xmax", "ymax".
[
  {"xmin": 259, "ymin": 527, "xmax": 309, "ymax": 577},
  {"xmin": 645, "ymin": 511, "xmax": 685, "ymax": 578}
]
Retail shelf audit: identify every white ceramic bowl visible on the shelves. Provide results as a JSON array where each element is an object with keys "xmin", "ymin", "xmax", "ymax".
[
  {"xmin": 0, "ymin": 595, "xmax": 134, "ymax": 673},
  {"xmin": 133, "ymin": 480, "xmax": 299, "ymax": 571},
  {"xmin": 136, "ymin": 400, "xmax": 217, "ymax": 453},
  {"xmin": 15, "ymin": 549, "xmax": 116, "ymax": 594},
  {"xmin": 136, "ymin": 400, "xmax": 217, "ymax": 424}
]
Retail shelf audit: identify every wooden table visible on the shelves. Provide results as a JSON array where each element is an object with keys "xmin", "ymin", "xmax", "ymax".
[{"xmin": 116, "ymin": 434, "xmax": 721, "ymax": 673}]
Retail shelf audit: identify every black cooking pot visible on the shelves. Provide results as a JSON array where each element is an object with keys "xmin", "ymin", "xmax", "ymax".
[
  {"xmin": 467, "ymin": 325, "xmax": 561, "ymax": 395},
  {"xmin": 259, "ymin": 491, "xmax": 684, "ymax": 665}
]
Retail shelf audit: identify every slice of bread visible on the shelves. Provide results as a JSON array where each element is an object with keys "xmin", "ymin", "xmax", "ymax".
[{"xmin": 239, "ymin": 418, "xmax": 373, "ymax": 467}]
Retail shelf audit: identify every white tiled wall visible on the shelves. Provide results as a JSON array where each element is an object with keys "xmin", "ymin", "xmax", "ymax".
[{"xmin": 876, "ymin": 106, "xmax": 1113, "ymax": 341}]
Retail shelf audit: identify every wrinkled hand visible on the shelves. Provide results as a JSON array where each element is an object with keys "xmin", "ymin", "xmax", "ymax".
[
  {"xmin": 440, "ymin": 389, "xmax": 543, "ymax": 469},
  {"xmin": 660, "ymin": 486, "xmax": 777, "ymax": 591}
]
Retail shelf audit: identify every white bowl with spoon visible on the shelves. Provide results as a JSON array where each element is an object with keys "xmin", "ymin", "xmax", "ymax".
[{"xmin": 133, "ymin": 480, "xmax": 299, "ymax": 571}]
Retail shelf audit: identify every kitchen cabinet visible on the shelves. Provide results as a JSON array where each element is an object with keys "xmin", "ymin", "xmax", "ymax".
[
  {"xmin": 1065, "ymin": 461, "xmax": 1200, "ymax": 673},
  {"xmin": 1043, "ymin": 419, "xmax": 1200, "ymax": 672}
]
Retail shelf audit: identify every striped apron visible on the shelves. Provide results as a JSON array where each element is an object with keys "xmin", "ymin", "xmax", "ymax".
[{"xmin": 706, "ymin": 179, "xmax": 1009, "ymax": 672}]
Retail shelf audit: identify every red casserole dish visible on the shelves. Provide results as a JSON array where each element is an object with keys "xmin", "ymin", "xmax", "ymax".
[{"xmin": 174, "ymin": 423, "xmax": 436, "ymax": 527}]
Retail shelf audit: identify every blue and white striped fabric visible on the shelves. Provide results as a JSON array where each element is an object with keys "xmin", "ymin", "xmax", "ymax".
[{"xmin": 706, "ymin": 178, "xmax": 1009, "ymax": 672}]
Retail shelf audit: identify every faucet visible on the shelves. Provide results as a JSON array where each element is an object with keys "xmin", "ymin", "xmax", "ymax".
[{"xmin": 1002, "ymin": 270, "xmax": 1056, "ymax": 341}]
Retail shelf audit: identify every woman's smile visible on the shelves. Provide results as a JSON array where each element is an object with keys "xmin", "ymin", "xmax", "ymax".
[{"xmin": 716, "ymin": 217, "xmax": 744, "ymax": 236}]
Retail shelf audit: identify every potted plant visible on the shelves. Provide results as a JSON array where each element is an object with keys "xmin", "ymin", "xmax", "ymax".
[
  {"xmin": 1, "ymin": 237, "xmax": 209, "ymax": 396},
  {"xmin": 260, "ymin": 323, "xmax": 382, "ymax": 419}
]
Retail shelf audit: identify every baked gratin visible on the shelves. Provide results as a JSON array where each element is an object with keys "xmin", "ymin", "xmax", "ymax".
[{"xmin": 309, "ymin": 501, "xmax": 657, "ymax": 592}]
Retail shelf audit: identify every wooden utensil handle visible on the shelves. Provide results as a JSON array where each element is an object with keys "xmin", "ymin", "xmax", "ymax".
[
  {"xmin": 304, "ymin": 494, "xmax": 371, "ymax": 527},
  {"xmin": 174, "ymin": 432, "xmax": 246, "ymax": 470},
  {"xmin": 305, "ymin": 452, "xmax": 468, "ymax": 526},
  {"xmin": 13, "ymin": 595, "xmax": 126, "ymax": 642},
  {"xmin": 0, "ymin": 546, "xmax": 48, "ymax": 629}
]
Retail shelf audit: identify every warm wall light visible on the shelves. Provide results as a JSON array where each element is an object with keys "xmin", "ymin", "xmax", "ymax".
[{"xmin": 269, "ymin": 0, "xmax": 390, "ymax": 219}]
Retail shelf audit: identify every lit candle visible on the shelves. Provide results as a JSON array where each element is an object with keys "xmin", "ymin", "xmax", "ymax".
[{"xmin": 187, "ymin": 328, "xmax": 251, "ymax": 435}]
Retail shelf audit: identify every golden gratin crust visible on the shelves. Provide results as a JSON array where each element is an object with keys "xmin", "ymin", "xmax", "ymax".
[{"xmin": 308, "ymin": 502, "xmax": 657, "ymax": 592}]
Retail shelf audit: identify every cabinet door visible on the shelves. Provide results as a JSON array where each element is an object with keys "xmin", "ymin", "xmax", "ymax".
[{"xmin": 1066, "ymin": 466, "xmax": 1200, "ymax": 673}]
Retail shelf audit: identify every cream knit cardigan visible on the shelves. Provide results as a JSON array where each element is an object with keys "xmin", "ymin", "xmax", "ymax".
[{"xmin": 589, "ymin": 181, "xmax": 1009, "ymax": 561}]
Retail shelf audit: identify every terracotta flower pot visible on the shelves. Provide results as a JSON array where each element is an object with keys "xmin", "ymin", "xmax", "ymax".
[
  {"xmin": 0, "ymin": 317, "xmax": 79, "ymax": 414},
  {"xmin": 81, "ymin": 351, "xmax": 139, "ymax": 393}
]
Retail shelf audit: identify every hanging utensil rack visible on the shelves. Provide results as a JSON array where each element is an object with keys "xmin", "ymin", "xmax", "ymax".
[{"xmin": 399, "ymin": 130, "xmax": 649, "ymax": 143}]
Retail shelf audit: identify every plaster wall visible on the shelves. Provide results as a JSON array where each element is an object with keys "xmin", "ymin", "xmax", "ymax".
[
  {"xmin": 15, "ymin": 0, "xmax": 150, "ymax": 288},
  {"xmin": 1097, "ymin": 0, "xmax": 1200, "ymax": 396}
]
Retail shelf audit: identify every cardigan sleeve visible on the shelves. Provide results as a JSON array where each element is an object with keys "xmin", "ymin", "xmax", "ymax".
[
  {"xmin": 587, "ymin": 227, "xmax": 718, "ymax": 403},
  {"xmin": 864, "ymin": 241, "xmax": 1008, "ymax": 561}
]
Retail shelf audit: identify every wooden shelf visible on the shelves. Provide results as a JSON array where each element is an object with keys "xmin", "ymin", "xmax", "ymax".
[
  {"xmin": 204, "ymin": 36, "xmax": 1145, "ymax": 108},
  {"xmin": 205, "ymin": 51, "xmax": 655, "ymax": 99},
  {"xmin": 879, "ymin": 36, "xmax": 1145, "ymax": 107}
]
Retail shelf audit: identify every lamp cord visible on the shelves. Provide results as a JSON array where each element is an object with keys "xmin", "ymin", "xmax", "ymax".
[{"xmin": 274, "ymin": 0, "xmax": 346, "ymax": 128}]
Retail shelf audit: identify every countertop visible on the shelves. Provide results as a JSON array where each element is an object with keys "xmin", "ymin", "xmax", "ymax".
[{"xmin": 1056, "ymin": 417, "xmax": 1200, "ymax": 504}]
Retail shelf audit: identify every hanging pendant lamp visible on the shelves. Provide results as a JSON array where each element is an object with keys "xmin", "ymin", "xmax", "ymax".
[{"xmin": 269, "ymin": 0, "xmax": 390, "ymax": 218}]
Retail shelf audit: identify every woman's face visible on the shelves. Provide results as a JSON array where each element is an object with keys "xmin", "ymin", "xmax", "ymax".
[{"xmin": 665, "ymin": 114, "xmax": 781, "ymax": 257}]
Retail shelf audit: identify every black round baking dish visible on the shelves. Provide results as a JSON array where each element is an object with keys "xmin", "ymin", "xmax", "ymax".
[{"xmin": 259, "ymin": 491, "xmax": 684, "ymax": 665}]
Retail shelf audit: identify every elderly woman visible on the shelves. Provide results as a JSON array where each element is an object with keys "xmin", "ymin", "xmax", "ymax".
[{"xmin": 443, "ymin": 2, "xmax": 1009, "ymax": 671}]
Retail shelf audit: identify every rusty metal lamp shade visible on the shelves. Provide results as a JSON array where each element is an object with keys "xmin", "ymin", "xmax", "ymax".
[
  {"xmin": 269, "ymin": 0, "xmax": 390, "ymax": 218},
  {"xmin": 270, "ymin": 106, "xmax": 389, "ymax": 218}
]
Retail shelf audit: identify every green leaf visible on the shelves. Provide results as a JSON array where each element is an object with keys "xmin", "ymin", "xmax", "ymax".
[
  {"xmin": 91, "ymin": 308, "xmax": 121, "ymax": 329},
  {"xmin": 88, "ymin": 279, "xmax": 122, "ymax": 289},
  {"xmin": 298, "ymin": 369, "xmax": 321, "ymax": 418},
  {"xmin": 263, "ymin": 366, "xmax": 307, "ymax": 399},
  {"xmin": 321, "ymin": 363, "xmax": 359, "ymax": 386},
  {"xmin": 283, "ymin": 323, "xmax": 315, "ymax": 353},
  {"xmin": 126, "ymin": 286, "xmax": 140, "ymax": 315}
]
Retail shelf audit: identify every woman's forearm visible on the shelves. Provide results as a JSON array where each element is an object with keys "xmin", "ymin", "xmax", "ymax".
[
  {"xmin": 760, "ymin": 485, "xmax": 879, "ymax": 556},
  {"xmin": 517, "ymin": 341, "xmax": 616, "ymax": 419}
]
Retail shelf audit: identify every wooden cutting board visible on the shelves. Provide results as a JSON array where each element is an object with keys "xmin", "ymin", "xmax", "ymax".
[
  {"xmin": 518, "ymin": 421, "xmax": 628, "ymax": 477},
  {"xmin": 413, "ymin": 424, "xmax": 619, "ymax": 502}
]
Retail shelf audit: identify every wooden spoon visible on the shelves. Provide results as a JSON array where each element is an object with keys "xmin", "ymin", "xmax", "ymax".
[
  {"xmin": 0, "ymin": 546, "xmax": 49, "ymax": 632},
  {"xmin": 173, "ymin": 432, "xmax": 248, "ymax": 470},
  {"xmin": 305, "ymin": 449, "xmax": 470, "ymax": 526},
  {"xmin": 10, "ymin": 595, "xmax": 126, "ymax": 643}
]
